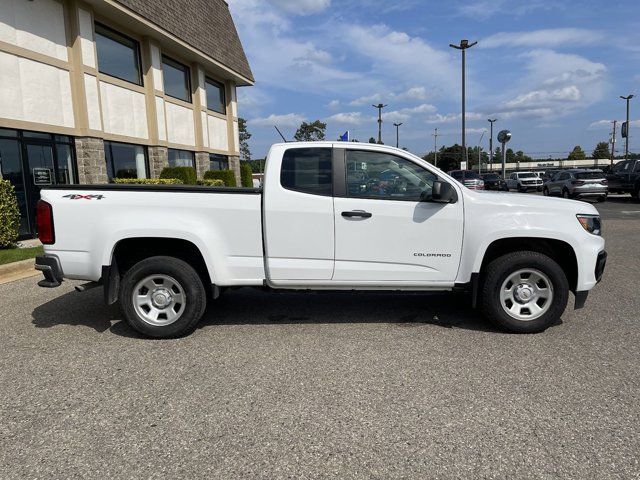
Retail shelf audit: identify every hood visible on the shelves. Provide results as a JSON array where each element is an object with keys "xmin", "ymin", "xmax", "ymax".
[{"xmin": 464, "ymin": 189, "xmax": 599, "ymax": 216}]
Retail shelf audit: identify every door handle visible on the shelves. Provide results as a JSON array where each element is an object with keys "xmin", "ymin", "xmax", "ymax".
[{"xmin": 342, "ymin": 210, "xmax": 372, "ymax": 218}]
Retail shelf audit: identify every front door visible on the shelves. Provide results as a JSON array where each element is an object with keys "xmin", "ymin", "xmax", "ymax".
[{"xmin": 333, "ymin": 149, "xmax": 464, "ymax": 285}]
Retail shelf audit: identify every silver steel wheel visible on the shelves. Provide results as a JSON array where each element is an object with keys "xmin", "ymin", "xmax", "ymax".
[
  {"xmin": 132, "ymin": 274, "xmax": 186, "ymax": 326},
  {"xmin": 499, "ymin": 269, "xmax": 554, "ymax": 321}
]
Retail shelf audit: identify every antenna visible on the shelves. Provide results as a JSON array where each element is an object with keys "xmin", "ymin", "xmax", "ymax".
[{"xmin": 274, "ymin": 125, "xmax": 288, "ymax": 142}]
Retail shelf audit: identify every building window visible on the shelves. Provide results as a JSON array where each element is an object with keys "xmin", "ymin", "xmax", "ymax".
[
  {"xmin": 95, "ymin": 23, "xmax": 142, "ymax": 85},
  {"xmin": 105, "ymin": 141, "xmax": 148, "ymax": 180},
  {"xmin": 162, "ymin": 56, "xmax": 191, "ymax": 102},
  {"xmin": 209, "ymin": 154, "xmax": 229, "ymax": 171},
  {"xmin": 205, "ymin": 78, "xmax": 226, "ymax": 114},
  {"xmin": 168, "ymin": 149, "xmax": 195, "ymax": 168}
]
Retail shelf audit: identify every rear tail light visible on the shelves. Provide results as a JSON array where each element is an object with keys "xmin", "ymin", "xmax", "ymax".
[
  {"xmin": 36, "ymin": 200, "xmax": 55, "ymax": 245},
  {"xmin": 601, "ymin": 179, "xmax": 608, "ymax": 185},
  {"xmin": 571, "ymin": 180, "xmax": 585, "ymax": 186}
]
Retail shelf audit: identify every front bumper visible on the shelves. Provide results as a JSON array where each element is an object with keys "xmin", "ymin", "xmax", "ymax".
[
  {"xmin": 575, "ymin": 250, "xmax": 607, "ymax": 309},
  {"xmin": 35, "ymin": 255, "xmax": 63, "ymax": 288}
]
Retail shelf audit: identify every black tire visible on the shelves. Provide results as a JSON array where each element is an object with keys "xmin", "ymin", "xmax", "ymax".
[
  {"xmin": 480, "ymin": 251, "xmax": 569, "ymax": 333},
  {"xmin": 596, "ymin": 195, "xmax": 606, "ymax": 203},
  {"xmin": 542, "ymin": 187, "xmax": 549, "ymax": 196},
  {"xmin": 518, "ymin": 186, "xmax": 526, "ymax": 193},
  {"xmin": 562, "ymin": 188, "xmax": 571, "ymax": 199},
  {"xmin": 632, "ymin": 184, "xmax": 640, "ymax": 200},
  {"xmin": 119, "ymin": 256, "xmax": 207, "ymax": 338}
]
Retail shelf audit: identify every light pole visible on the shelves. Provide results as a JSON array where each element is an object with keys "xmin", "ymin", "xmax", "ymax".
[
  {"xmin": 450, "ymin": 39, "xmax": 477, "ymax": 167},
  {"xmin": 372, "ymin": 104, "xmax": 387, "ymax": 144},
  {"xmin": 432, "ymin": 128, "xmax": 439, "ymax": 168},
  {"xmin": 620, "ymin": 95, "xmax": 634, "ymax": 161},
  {"xmin": 610, "ymin": 120, "xmax": 617, "ymax": 167},
  {"xmin": 393, "ymin": 122, "xmax": 403, "ymax": 148},
  {"xmin": 488, "ymin": 118, "xmax": 497, "ymax": 171},
  {"xmin": 477, "ymin": 130, "xmax": 485, "ymax": 174},
  {"xmin": 498, "ymin": 130, "xmax": 512, "ymax": 179}
]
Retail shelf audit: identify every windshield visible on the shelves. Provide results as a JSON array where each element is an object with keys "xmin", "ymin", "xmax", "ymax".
[
  {"xmin": 482, "ymin": 174, "xmax": 499, "ymax": 180},
  {"xmin": 518, "ymin": 173, "xmax": 537, "ymax": 178},
  {"xmin": 576, "ymin": 171, "xmax": 604, "ymax": 180}
]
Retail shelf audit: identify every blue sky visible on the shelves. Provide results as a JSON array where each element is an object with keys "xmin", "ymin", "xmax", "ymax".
[{"xmin": 228, "ymin": 0, "xmax": 640, "ymax": 159}]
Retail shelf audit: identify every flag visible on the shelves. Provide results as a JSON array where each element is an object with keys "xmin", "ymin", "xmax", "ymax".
[{"xmin": 339, "ymin": 131, "xmax": 350, "ymax": 142}]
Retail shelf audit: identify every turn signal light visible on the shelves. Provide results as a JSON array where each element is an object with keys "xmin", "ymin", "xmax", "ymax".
[{"xmin": 36, "ymin": 200, "xmax": 55, "ymax": 245}]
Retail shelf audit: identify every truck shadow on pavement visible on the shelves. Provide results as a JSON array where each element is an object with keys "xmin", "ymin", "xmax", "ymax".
[{"xmin": 31, "ymin": 287, "xmax": 523, "ymax": 337}]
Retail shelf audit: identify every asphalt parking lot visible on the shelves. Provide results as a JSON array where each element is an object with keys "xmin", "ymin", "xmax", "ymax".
[{"xmin": 1, "ymin": 195, "xmax": 639, "ymax": 479}]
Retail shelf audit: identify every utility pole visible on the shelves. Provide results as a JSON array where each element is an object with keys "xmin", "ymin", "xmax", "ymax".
[
  {"xmin": 610, "ymin": 120, "xmax": 617, "ymax": 167},
  {"xmin": 432, "ymin": 128, "xmax": 439, "ymax": 168},
  {"xmin": 450, "ymin": 39, "xmax": 477, "ymax": 166},
  {"xmin": 477, "ymin": 130, "xmax": 485, "ymax": 174},
  {"xmin": 620, "ymin": 95, "xmax": 634, "ymax": 161},
  {"xmin": 372, "ymin": 104, "xmax": 387, "ymax": 144},
  {"xmin": 488, "ymin": 118, "xmax": 497, "ymax": 171},
  {"xmin": 393, "ymin": 122, "xmax": 403, "ymax": 148}
]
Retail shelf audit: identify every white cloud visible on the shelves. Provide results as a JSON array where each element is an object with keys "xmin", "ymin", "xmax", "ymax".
[
  {"xmin": 458, "ymin": 0, "xmax": 551, "ymax": 20},
  {"xmin": 350, "ymin": 93, "xmax": 384, "ymax": 106},
  {"xmin": 589, "ymin": 119, "xmax": 640, "ymax": 130},
  {"xmin": 482, "ymin": 28, "xmax": 603, "ymax": 49},
  {"xmin": 268, "ymin": 0, "xmax": 331, "ymax": 15},
  {"xmin": 504, "ymin": 85, "xmax": 582, "ymax": 109},
  {"xmin": 249, "ymin": 113, "xmax": 305, "ymax": 127},
  {"xmin": 325, "ymin": 112, "xmax": 368, "ymax": 125},
  {"xmin": 327, "ymin": 100, "xmax": 340, "ymax": 108}
]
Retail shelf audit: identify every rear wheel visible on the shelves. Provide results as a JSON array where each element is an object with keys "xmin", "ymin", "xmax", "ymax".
[
  {"xmin": 562, "ymin": 188, "xmax": 571, "ymax": 199},
  {"xmin": 542, "ymin": 187, "xmax": 549, "ymax": 196},
  {"xmin": 632, "ymin": 184, "xmax": 640, "ymax": 200},
  {"xmin": 597, "ymin": 195, "xmax": 606, "ymax": 203},
  {"xmin": 119, "ymin": 256, "xmax": 207, "ymax": 338},
  {"xmin": 480, "ymin": 251, "xmax": 569, "ymax": 333}
]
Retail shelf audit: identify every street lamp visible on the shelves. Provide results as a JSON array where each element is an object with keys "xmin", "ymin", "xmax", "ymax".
[
  {"xmin": 620, "ymin": 95, "xmax": 634, "ymax": 161},
  {"xmin": 477, "ymin": 130, "xmax": 485, "ymax": 174},
  {"xmin": 393, "ymin": 122, "xmax": 403, "ymax": 148},
  {"xmin": 497, "ymin": 130, "xmax": 512, "ymax": 179},
  {"xmin": 488, "ymin": 118, "xmax": 497, "ymax": 170},
  {"xmin": 372, "ymin": 104, "xmax": 388, "ymax": 144},
  {"xmin": 450, "ymin": 39, "xmax": 477, "ymax": 167}
]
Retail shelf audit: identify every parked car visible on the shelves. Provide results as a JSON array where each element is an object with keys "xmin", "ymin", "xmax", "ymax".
[
  {"xmin": 35, "ymin": 142, "xmax": 606, "ymax": 338},
  {"xmin": 480, "ymin": 173, "xmax": 508, "ymax": 191},
  {"xmin": 606, "ymin": 159, "xmax": 640, "ymax": 199},
  {"xmin": 448, "ymin": 170, "xmax": 485, "ymax": 190},
  {"xmin": 543, "ymin": 169, "xmax": 608, "ymax": 202},
  {"xmin": 507, "ymin": 172, "xmax": 544, "ymax": 192}
]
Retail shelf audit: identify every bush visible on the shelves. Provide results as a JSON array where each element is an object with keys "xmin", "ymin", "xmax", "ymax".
[
  {"xmin": 204, "ymin": 169, "xmax": 236, "ymax": 187},
  {"xmin": 113, "ymin": 178, "xmax": 183, "ymax": 185},
  {"xmin": 159, "ymin": 166, "xmax": 197, "ymax": 185},
  {"xmin": 240, "ymin": 163, "xmax": 253, "ymax": 187},
  {"xmin": 197, "ymin": 179, "xmax": 225, "ymax": 187},
  {"xmin": 0, "ymin": 180, "xmax": 20, "ymax": 248}
]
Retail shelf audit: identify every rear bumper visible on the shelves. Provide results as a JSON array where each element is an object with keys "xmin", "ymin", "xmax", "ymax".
[{"xmin": 35, "ymin": 255, "xmax": 63, "ymax": 288}]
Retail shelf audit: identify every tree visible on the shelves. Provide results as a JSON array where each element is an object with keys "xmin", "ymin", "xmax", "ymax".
[
  {"xmin": 422, "ymin": 144, "xmax": 465, "ymax": 172},
  {"xmin": 238, "ymin": 117, "xmax": 251, "ymax": 161},
  {"xmin": 514, "ymin": 150, "xmax": 533, "ymax": 163},
  {"xmin": 369, "ymin": 137, "xmax": 377, "ymax": 144},
  {"xmin": 592, "ymin": 141, "xmax": 610, "ymax": 159},
  {"xmin": 568, "ymin": 145, "xmax": 586, "ymax": 160},
  {"xmin": 294, "ymin": 120, "xmax": 326, "ymax": 142}
]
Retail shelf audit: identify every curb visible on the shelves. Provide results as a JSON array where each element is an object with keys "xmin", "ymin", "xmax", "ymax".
[{"xmin": 0, "ymin": 259, "xmax": 39, "ymax": 285}]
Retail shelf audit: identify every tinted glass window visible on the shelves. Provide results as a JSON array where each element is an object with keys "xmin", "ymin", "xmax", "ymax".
[
  {"xmin": 105, "ymin": 141, "xmax": 148, "ymax": 180},
  {"xmin": 483, "ymin": 173, "xmax": 499, "ymax": 180},
  {"xmin": 95, "ymin": 23, "xmax": 141, "ymax": 85},
  {"xmin": 518, "ymin": 172, "xmax": 536, "ymax": 178},
  {"xmin": 346, "ymin": 150, "xmax": 437, "ymax": 201},
  {"xmin": 209, "ymin": 154, "xmax": 228, "ymax": 171},
  {"xmin": 205, "ymin": 78, "xmax": 226, "ymax": 114},
  {"xmin": 162, "ymin": 56, "xmax": 191, "ymax": 102},
  {"xmin": 168, "ymin": 149, "xmax": 194, "ymax": 168},
  {"xmin": 576, "ymin": 171, "xmax": 604, "ymax": 180},
  {"xmin": 451, "ymin": 171, "xmax": 463, "ymax": 180},
  {"xmin": 463, "ymin": 171, "xmax": 480, "ymax": 180},
  {"xmin": 280, "ymin": 148, "xmax": 332, "ymax": 196},
  {"xmin": 634, "ymin": 162, "xmax": 640, "ymax": 172}
]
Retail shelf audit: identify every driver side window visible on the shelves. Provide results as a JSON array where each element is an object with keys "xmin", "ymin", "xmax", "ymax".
[{"xmin": 345, "ymin": 150, "xmax": 437, "ymax": 201}]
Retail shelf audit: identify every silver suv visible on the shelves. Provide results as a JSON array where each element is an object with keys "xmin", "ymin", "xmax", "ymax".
[
  {"xmin": 543, "ymin": 169, "xmax": 608, "ymax": 202},
  {"xmin": 507, "ymin": 172, "xmax": 543, "ymax": 192}
]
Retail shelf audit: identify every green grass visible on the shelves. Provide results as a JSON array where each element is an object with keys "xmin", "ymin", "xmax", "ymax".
[{"xmin": 0, "ymin": 246, "xmax": 44, "ymax": 266}]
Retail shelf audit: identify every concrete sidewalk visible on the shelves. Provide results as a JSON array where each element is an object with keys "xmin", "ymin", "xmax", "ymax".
[{"xmin": 0, "ymin": 259, "xmax": 38, "ymax": 285}]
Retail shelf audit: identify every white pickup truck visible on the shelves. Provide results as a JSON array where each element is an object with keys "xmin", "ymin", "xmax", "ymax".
[{"xmin": 35, "ymin": 142, "xmax": 607, "ymax": 338}]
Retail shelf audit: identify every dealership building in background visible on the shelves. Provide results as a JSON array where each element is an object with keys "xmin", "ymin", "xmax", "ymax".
[{"xmin": 0, "ymin": 0, "xmax": 253, "ymax": 237}]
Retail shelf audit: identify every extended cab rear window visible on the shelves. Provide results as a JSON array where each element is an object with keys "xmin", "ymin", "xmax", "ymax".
[{"xmin": 280, "ymin": 148, "xmax": 333, "ymax": 196}]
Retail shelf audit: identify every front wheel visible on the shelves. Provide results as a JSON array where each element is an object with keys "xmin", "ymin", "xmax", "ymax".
[
  {"xmin": 119, "ymin": 256, "xmax": 207, "ymax": 338},
  {"xmin": 542, "ymin": 187, "xmax": 549, "ymax": 196},
  {"xmin": 562, "ymin": 188, "xmax": 571, "ymax": 199},
  {"xmin": 480, "ymin": 251, "xmax": 569, "ymax": 333}
]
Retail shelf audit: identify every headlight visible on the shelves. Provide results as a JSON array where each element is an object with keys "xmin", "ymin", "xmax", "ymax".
[{"xmin": 576, "ymin": 214, "xmax": 601, "ymax": 235}]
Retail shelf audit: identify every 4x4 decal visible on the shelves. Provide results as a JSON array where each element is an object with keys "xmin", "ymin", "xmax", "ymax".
[{"xmin": 62, "ymin": 194, "xmax": 105, "ymax": 200}]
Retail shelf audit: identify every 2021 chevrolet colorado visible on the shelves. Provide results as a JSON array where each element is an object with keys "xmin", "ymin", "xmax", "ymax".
[{"xmin": 35, "ymin": 142, "xmax": 607, "ymax": 337}]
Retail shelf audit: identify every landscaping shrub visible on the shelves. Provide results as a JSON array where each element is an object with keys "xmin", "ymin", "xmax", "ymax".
[
  {"xmin": 240, "ymin": 163, "xmax": 253, "ymax": 187},
  {"xmin": 204, "ymin": 169, "xmax": 236, "ymax": 187},
  {"xmin": 159, "ymin": 166, "xmax": 197, "ymax": 185},
  {"xmin": 113, "ymin": 178, "xmax": 183, "ymax": 185},
  {"xmin": 0, "ymin": 180, "xmax": 20, "ymax": 249},
  {"xmin": 197, "ymin": 179, "xmax": 225, "ymax": 187}
]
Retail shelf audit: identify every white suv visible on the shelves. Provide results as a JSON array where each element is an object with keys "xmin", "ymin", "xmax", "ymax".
[{"xmin": 507, "ymin": 172, "xmax": 544, "ymax": 192}]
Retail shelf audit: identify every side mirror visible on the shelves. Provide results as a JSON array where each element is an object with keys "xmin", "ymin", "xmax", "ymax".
[{"xmin": 423, "ymin": 181, "xmax": 457, "ymax": 204}]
